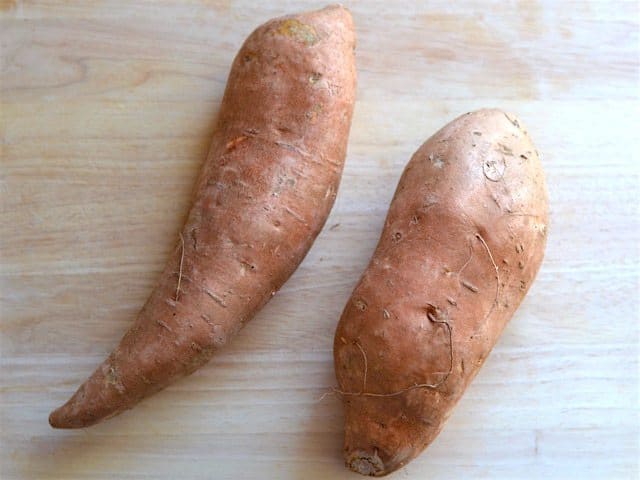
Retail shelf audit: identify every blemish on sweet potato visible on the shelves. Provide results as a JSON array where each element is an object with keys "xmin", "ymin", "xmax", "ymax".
[
  {"xmin": 483, "ymin": 157, "xmax": 506, "ymax": 181},
  {"xmin": 462, "ymin": 280, "xmax": 479, "ymax": 293},
  {"xmin": 225, "ymin": 135, "xmax": 248, "ymax": 151},
  {"xmin": 276, "ymin": 18, "xmax": 318, "ymax": 46},
  {"xmin": 309, "ymin": 72, "xmax": 322, "ymax": 83}
]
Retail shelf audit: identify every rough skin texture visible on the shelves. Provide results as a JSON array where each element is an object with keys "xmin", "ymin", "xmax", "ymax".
[
  {"xmin": 333, "ymin": 109, "xmax": 548, "ymax": 476},
  {"xmin": 50, "ymin": 5, "xmax": 357, "ymax": 429}
]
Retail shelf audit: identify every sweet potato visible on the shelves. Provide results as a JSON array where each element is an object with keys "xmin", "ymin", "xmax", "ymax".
[
  {"xmin": 333, "ymin": 109, "xmax": 548, "ymax": 475},
  {"xmin": 50, "ymin": 5, "xmax": 356, "ymax": 428}
]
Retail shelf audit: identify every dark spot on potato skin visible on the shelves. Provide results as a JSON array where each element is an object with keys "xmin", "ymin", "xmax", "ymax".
[{"xmin": 354, "ymin": 299, "xmax": 368, "ymax": 311}]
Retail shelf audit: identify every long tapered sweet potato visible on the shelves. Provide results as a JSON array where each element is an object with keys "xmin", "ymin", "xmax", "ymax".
[
  {"xmin": 333, "ymin": 109, "xmax": 548, "ymax": 475},
  {"xmin": 50, "ymin": 5, "xmax": 356, "ymax": 429}
]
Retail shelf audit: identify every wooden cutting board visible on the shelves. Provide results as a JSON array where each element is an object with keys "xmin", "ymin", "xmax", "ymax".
[{"xmin": 1, "ymin": 1, "xmax": 638, "ymax": 478}]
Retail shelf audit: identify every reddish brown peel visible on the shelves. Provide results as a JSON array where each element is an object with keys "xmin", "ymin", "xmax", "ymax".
[
  {"xmin": 334, "ymin": 109, "xmax": 548, "ymax": 475},
  {"xmin": 50, "ymin": 4, "xmax": 356, "ymax": 429}
]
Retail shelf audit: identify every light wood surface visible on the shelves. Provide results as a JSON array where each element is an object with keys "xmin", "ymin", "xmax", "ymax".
[{"xmin": 1, "ymin": 1, "xmax": 639, "ymax": 478}]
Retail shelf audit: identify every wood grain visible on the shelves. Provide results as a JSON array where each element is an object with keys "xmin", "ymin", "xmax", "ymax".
[{"xmin": 1, "ymin": 1, "xmax": 638, "ymax": 478}]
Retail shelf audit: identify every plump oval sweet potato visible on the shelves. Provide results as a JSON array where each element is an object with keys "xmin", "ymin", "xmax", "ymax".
[
  {"xmin": 50, "ymin": 5, "xmax": 356, "ymax": 429},
  {"xmin": 333, "ymin": 109, "xmax": 548, "ymax": 476}
]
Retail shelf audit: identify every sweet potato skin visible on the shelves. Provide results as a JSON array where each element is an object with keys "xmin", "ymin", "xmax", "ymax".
[
  {"xmin": 50, "ymin": 5, "xmax": 356, "ymax": 429},
  {"xmin": 334, "ymin": 109, "xmax": 548, "ymax": 476}
]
